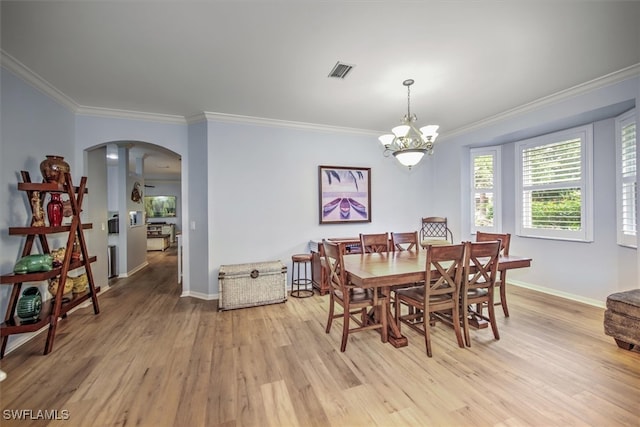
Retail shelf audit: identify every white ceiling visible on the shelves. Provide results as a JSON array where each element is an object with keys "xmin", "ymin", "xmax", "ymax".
[{"xmin": 2, "ymin": 1, "xmax": 639, "ymax": 179}]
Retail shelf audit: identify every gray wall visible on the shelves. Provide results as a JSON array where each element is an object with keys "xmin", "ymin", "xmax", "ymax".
[
  {"xmin": 2, "ymin": 59, "xmax": 639, "ymax": 359},
  {"xmin": 433, "ymin": 76, "xmax": 640, "ymax": 304},
  {"xmin": 0, "ymin": 68, "xmax": 77, "ymax": 351}
]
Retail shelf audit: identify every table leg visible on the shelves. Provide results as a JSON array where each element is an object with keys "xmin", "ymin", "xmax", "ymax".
[
  {"xmin": 468, "ymin": 314, "xmax": 489, "ymax": 329},
  {"xmin": 383, "ymin": 286, "xmax": 408, "ymax": 348},
  {"xmin": 366, "ymin": 288, "xmax": 409, "ymax": 347}
]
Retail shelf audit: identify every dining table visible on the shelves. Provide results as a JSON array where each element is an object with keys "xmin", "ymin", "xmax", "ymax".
[{"xmin": 342, "ymin": 249, "xmax": 532, "ymax": 348}]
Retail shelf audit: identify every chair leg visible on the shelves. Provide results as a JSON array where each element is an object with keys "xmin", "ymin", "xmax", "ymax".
[
  {"xmin": 325, "ymin": 294, "xmax": 335, "ymax": 333},
  {"xmin": 423, "ymin": 311, "xmax": 432, "ymax": 357},
  {"xmin": 499, "ymin": 272, "xmax": 510, "ymax": 317},
  {"xmin": 340, "ymin": 311, "xmax": 350, "ymax": 352},
  {"xmin": 463, "ymin": 304, "xmax": 471, "ymax": 347},
  {"xmin": 451, "ymin": 303, "xmax": 465, "ymax": 349},
  {"xmin": 488, "ymin": 290, "xmax": 500, "ymax": 340},
  {"xmin": 361, "ymin": 308, "xmax": 368, "ymax": 326}
]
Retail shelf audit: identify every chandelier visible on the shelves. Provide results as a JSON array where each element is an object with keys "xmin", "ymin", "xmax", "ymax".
[{"xmin": 378, "ymin": 79, "xmax": 439, "ymax": 168}]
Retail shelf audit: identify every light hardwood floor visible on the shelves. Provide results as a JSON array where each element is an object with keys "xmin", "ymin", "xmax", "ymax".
[{"xmin": 1, "ymin": 248, "xmax": 639, "ymax": 427}]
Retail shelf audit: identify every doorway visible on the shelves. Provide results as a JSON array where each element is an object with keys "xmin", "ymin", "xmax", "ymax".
[{"xmin": 86, "ymin": 141, "xmax": 183, "ymax": 290}]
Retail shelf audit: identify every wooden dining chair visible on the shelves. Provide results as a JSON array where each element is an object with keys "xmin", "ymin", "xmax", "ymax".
[
  {"xmin": 420, "ymin": 217, "xmax": 453, "ymax": 247},
  {"xmin": 461, "ymin": 240, "xmax": 501, "ymax": 347},
  {"xmin": 322, "ymin": 239, "xmax": 389, "ymax": 352},
  {"xmin": 391, "ymin": 231, "xmax": 419, "ymax": 252},
  {"xmin": 394, "ymin": 243, "xmax": 466, "ymax": 357},
  {"xmin": 475, "ymin": 231, "xmax": 511, "ymax": 317},
  {"xmin": 360, "ymin": 233, "xmax": 390, "ymax": 253},
  {"xmin": 389, "ymin": 231, "xmax": 422, "ymax": 313}
]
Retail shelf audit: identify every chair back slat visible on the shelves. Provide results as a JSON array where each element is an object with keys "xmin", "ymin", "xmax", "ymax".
[
  {"xmin": 360, "ymin": 233, "xmax": 390, "ymax": 253},
  {"xmin": 425, "ymin": 244, "xmax": 465, "ymax": 298},
  {"xmin": 464, "ymin": 240, "xmax": 501, "ymax": 291},
  {"xmin": 391, "ymin": 231, "xmax": 419, "ymax": 252},
  {"xmin": 476, "ymin": 231, "xmax": 510, "ymax": 256},
  {"xmin": 322, "ymin": 240, "xmax": 347, "ymax": 294}
]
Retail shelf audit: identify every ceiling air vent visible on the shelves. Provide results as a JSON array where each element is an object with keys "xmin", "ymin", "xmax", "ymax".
[{"xmin": 328, "ymin": 61, "xmax": 354, "ymax": 79}]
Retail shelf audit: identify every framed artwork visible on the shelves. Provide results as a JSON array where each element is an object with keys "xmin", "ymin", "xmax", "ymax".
[
  {"xmin": 319, "ymin": 165, "xmax": 371, "ymax": 224},
  {"xmin": 144, "ymin": 195, "xmax": 177, "ymax": 218}
]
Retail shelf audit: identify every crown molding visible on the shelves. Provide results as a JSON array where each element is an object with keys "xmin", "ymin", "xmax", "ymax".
[
  {"xmin": 0, "ymin": 50, "xmax": 376, "ymax": 133},
  {"xmin": 1, "ymin": 49, "xmax": 79, "ymax": 113},
  {"xmin": 188, "ymin": 111, "xmax": 378, "ymax": 136},
  {"xmin": 76, "ymin": 105, "xmax": 187, "ymax": 124},
  {"xmin": 185, "ymin": 112, "xmax": 208, "ymax": 124},
  {"xmin": 443, "ymin": 63, "xmax": 640, "ymax": 140},
  {"xmin": 4, "ymin": 46, "xmax": 637, "ymax": 137}
]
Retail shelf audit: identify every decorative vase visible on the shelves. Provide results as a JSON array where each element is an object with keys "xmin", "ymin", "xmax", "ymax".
[
  {"xmin": 40, "ymin": 155, "xmax": 70, "ymax": 184},
  {"xmin": 17, "ymin": 287, "xmax": 42, "ymax": 324},
  {"xmin": 47, "ymin": 193, "xmax": 64, "ymax": 227}
]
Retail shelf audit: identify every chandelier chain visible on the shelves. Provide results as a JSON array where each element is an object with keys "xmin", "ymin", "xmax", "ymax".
[
  {"xmin": 407, "ymin": 84, "xmax": 411, "ymax": 119},
  {"xmin": 403, "ymin": 78, "xmax": 414, "ymax": 121}
]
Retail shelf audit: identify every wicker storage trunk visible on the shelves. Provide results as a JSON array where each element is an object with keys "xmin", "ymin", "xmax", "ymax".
[{"xmin": 218, "ymin": 260, "xmax": 287, "ymax": 311}]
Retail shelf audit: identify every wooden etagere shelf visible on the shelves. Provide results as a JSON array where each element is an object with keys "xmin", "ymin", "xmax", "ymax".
[{"xmin": 0, "ymin": 171, "xmax": 101, "ymax": 358}]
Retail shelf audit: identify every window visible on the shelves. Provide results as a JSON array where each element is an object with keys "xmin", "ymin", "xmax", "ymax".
[
  {"xmin": 515, "ymin": 125, "xmax": 593, "ymax": 241},
  {"xmin": 616, "ymin": 109, "xmax": 637, "ymax": 248},
  {"xmin": 470, "ymin": 146, "xmax": 501, "ymax": 233}
]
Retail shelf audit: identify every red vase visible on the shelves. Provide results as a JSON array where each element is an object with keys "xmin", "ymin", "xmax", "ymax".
[{"xmin": 47, "ymin": 193, "xmax": 63, "ymax": 227}]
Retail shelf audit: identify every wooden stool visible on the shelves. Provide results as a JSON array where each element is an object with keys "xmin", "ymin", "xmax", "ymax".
[{"xmin": 291, "ymin": 254, "xmax": 313, "ymax": 298}]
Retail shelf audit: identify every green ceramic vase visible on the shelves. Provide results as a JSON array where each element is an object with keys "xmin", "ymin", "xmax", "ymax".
[{"xmin": 16, "ymin": 287, "xmax": 42, "ymax": 324}]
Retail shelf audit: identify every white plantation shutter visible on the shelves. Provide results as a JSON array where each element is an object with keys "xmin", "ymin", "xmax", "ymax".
[
  {"xmin": 470, "ymin": 147, "xmax": 501, "ymax": 233},
  {"xmin": 616, "ymin": 109, "xmax": 637, "ymax": 247},
  {"xmin": 516, "ymin": 125, "xmax": 593, "ymax": 241},
  {"xmin": 521, "ymin": 138, "xmax": 582, "ymax": 229}
]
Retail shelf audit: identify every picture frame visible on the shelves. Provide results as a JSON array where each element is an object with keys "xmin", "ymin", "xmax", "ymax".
[
  {"xmin": 144, "ymin": 195, "xmax": 177, "ymax": 218},
  {"xmin": 319, "ymin": 165, "xmax": 371, "ymax": 224}
]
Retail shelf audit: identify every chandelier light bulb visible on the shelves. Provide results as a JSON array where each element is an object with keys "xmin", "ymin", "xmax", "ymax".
[
  {"xmin": 379, "ymin": 134, "xmax": 395, "ymax": 146},
  {"xmin": 393, "ymin": 149, "xmax": 426, "ymax": 168},
  {"xmin": 419, "ymin": 125, "xmax": 439, "ymax": 139},
  {"xmin": 392, "ymin": 125, "xmax": 410, "ymax": 138}
]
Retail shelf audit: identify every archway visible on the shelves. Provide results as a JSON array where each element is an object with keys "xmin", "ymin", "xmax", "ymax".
[{"xmin": 84, "ymin": 141, "xmax": 184, "ymax": 292}]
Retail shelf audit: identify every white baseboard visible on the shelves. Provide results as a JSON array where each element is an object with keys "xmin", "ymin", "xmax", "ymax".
[
  {"xmin": 510, "ymin": 280, "xmax": 605, "ymax": 309},
  {"xmin": 180, "ymin": 290, "xmax": 218, "ymax": 300},
  {"xmin": 119, "ymin": 261, "xmax": 149, "ymax": 278}
]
